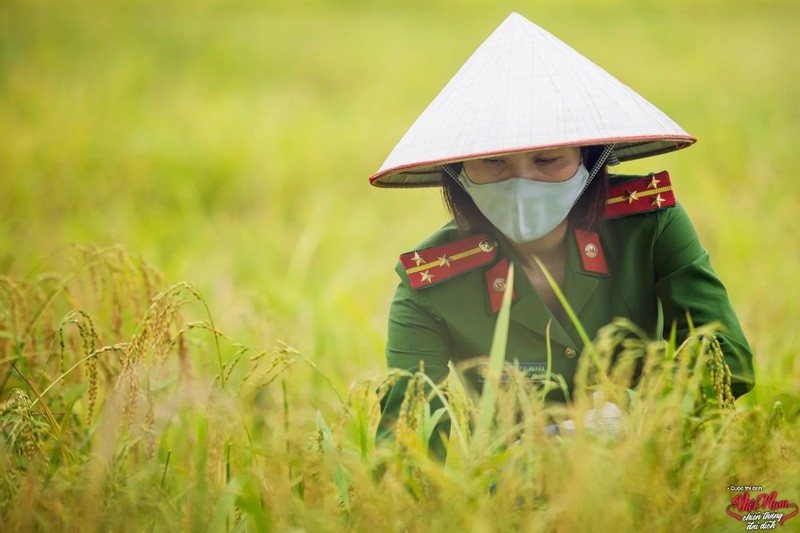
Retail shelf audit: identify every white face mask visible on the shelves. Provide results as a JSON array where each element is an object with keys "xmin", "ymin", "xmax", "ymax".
[{"xmin": 457, "ymin": 163, "xmax": 591, "ymax": 243}]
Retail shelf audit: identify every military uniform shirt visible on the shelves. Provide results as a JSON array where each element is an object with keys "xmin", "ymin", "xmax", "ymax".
[{"xmin": 378, "ymin": 183, "xmax": 755, "ymax": 447}]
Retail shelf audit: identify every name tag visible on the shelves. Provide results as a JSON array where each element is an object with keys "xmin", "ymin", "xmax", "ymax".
[{"xmin": 479, "ymin": 362, "xmax": 548, "ymax": 382}]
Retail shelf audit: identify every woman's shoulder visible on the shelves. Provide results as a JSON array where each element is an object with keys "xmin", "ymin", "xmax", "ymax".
[
  {"xmin": 603, "ymin": 170, "xmax": 694, "ymax": 230},
  {"xmin": 601, "ymin": 170, "xmax": 699, "ymax": 257},
  {"xmin": 393, "ymin": 222, "xmax": 500, "ymax": 290}
]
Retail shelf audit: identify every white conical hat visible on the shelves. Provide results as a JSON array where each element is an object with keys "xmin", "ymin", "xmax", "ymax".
[{"xmin": 370, "ymin": 12, "xmax": 695, "ymax": 188}]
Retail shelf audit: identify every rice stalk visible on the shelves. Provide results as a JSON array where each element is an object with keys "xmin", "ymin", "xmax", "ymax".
[
  {"xmin": 473, "ymin": 263, "xmax": 514, "ymax": 451},
  {"xmin": 1, "ymin": 245, "xmax": 797, "ymax": 531}
]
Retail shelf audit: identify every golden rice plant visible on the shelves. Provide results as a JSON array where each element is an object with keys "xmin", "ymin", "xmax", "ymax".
[
  {"xmin": 0, "ymin": 245, "xmax": 237, "ymax": 528},
  {"xmin": 353, "ymin": 264, "xmax": 799, "ymax": 532},
  {"xmin": 1, "ymin": 246, "xmax": 798, "ymax": 532}
]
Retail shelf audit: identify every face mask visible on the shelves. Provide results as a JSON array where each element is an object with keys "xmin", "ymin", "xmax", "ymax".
[{"xmin": 457, "ymin": 163, "xmax": 591, "ymax": 243}]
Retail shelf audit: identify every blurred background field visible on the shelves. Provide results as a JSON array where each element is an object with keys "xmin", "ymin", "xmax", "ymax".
[
  {"xmin": 2, "ymin": 0, "xmax": 800, "ymax": 529},
  {"xmin": 3, "ymin": 0, "xmax": 798, "ymax": 397}
]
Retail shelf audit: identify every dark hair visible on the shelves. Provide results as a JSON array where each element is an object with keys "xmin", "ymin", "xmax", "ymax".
[{"xmin": 441, "ymin": 145, "xmax": 609, "ymax": 235}]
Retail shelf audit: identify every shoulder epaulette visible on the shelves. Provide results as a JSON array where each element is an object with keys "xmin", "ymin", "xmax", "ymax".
[
  {"xmin": 400, "ymin": 234, "xmax": 498, "ymax": 289},
  {"xmin": 603, "ymin": 170, "xmax": 675, "ymax": 220}
]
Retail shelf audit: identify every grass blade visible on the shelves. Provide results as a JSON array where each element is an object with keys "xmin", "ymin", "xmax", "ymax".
[
  {"xmin": 474, "ymin": 263, "xmax": 515, "ymax": 446},
  {"xmin": 533, "ymin": 256, "xmax": 610, "ymax": 388}
]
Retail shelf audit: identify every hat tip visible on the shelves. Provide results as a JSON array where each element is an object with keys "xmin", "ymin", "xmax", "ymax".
[
  {"xmin": 506, "ymin": 12, "xmax": 530, "ymax": 23},
  {"xmin": 502, "ymin": 12, "xmax": 539, "ymax": 31}
]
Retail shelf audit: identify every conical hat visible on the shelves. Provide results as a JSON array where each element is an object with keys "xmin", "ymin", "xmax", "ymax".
[{"xmin": 370, "ymin": 12, "xmax": 695, "ymax": 188}]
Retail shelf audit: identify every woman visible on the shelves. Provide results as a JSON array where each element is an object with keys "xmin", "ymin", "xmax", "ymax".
[{"xmin": 370, "ymin": 13, "xmax": 754, "ymax": 454}]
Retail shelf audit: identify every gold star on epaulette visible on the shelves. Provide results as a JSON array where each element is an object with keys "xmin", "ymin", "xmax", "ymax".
[
  {"xmin": 647, "ymin": 175, "xmax": 661, "ymax": 189},
  {"xmin": 420, "ymin": 270, "xmax": 434, "ymax": 284},
  {"xmin": 437, "ymin": 254, "xmax": 451, "ymax": 267},
  {"xmin": 411, "ymin": 252, "xmax": 425, "ymax": 266},
  {"xmin": 624, "ymin": 190, "xmax": 639, "ymax": 204},
  {"xmin": 651, "ymin": 194, "xmax": 666, "ymax": 208}
]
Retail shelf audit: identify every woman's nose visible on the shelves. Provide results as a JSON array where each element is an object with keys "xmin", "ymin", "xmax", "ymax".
[{"xmin": 508, "ymin": 157, "xmax": 538, "ymax": 179}]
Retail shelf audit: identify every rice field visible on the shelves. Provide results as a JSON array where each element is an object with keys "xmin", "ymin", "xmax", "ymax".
[{"xmin": 2, "ymin": 0, "xmax": 799, "ymax": 530}]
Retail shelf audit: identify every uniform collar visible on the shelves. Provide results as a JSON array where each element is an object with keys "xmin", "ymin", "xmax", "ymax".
[{"xmin": 489, "ymin": 226, "xmax": 607, "ymax": 348}]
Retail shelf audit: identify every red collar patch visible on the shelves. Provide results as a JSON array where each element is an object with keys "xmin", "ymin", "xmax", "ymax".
[
  {"xmin": 573, "ymin": 229, "xmax": 608, "ymax": 275},
  {"xmin": 485, "ymin": 258, "xmax": 516, "ymax": 313}
]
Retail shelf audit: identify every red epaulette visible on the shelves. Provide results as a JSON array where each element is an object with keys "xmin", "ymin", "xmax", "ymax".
[
  {"xmin": 603, "ymin": 170, "xmax": 676, "ymax": 219},
  {"xmin": 400, "ymin": 234, "xmax": 498, "ymax": 289}
]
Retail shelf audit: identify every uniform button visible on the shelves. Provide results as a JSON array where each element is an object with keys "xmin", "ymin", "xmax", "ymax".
[{"xmin": 564, "ymin": 348, "xmax": 577, "ymax": 359}]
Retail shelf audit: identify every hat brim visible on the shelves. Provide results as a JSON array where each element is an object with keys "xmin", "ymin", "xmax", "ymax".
[{"xmin": 370, "ymin": 136, "xmax": 696, "ymax": 188}]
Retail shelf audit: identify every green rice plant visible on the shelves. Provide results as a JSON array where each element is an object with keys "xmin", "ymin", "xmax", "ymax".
[
  {"xmin": 0, "ymin": 246, "xmax": 247, "ymax": 528},
  {"xmin": 0, "ymin": 242, "xmax": 797, "ymax": 531},
  {"xmin": 0, "ymin": 204, "xmax": 795, "ymax": 532},
  {"xmin": 358, "ymin": 255, "xmax": 798, "ymax": 532},
  {"xmin": 371, "ymin": 321, "xmax": 797, "ymax": 531}
]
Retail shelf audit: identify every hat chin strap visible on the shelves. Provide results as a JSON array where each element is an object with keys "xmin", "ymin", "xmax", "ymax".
[
  {"xmin": 574, "ymin": 143, "xmax": 615, "ymax": 205},
  {"xmin": 442, "ymin": 162, "xmax": 461, "ymax": 181},
  {"xmin": 605, "ymin": 145, "xmax": 620, "ymax": 167},
  {"xmin": 587, "ymin": 144, "xmax": 616, "ymax": 180},
  {"xmin": 442, "ymin": 162, "xmax": 470, "ymax": 195}
]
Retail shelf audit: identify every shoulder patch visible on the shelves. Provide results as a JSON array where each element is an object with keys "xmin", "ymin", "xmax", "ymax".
[
  {"xmin": 400, "ymin": 234, "xmax": 498, "ymax": 289},
  {"xmin": 603, "ymin": 170, "xmax": 675, "ymax": 220}
]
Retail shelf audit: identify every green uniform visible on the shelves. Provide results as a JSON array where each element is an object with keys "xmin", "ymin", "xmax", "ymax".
[{"xmin": 377, "ymin": 177, "xmax": 755, "ymax": 451}]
